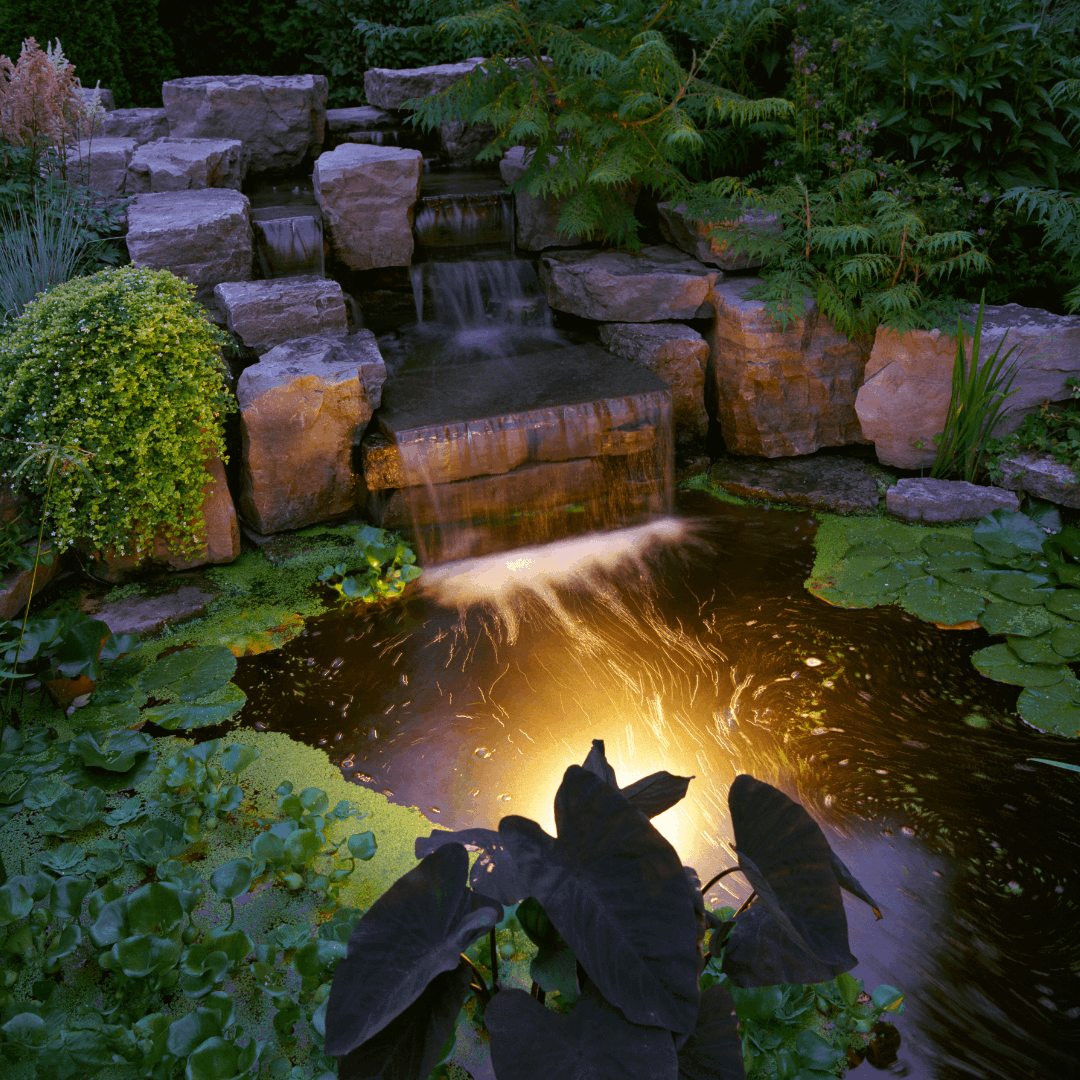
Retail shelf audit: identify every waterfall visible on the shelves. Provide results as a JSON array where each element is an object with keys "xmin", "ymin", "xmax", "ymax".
[{"xmin": 253, "ymin": 214, "xmax": 324, "ymax": 279}]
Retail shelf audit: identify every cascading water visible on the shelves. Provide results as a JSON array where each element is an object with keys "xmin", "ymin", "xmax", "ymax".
[{"xmin": 251, "ymin": 210, "xmax": 325, "ymax": 279}]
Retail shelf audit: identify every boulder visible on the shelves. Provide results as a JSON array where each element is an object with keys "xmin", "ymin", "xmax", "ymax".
[
  {"xmin": 658, "ymin": 202, "xmax": 779, "ymax": 271},
  {"xmin": 885, "ymin": 477, "xmax": 1019, "ymax": 523},
  {"xmin": 96, "ymin": 108, "xmax": 169, "ymax": 144},
  {"xmin": 856, "ymin": 307, "xmax": 1080, "ymax": 468},
  {"xmin": 214, "ymin": 277, "xmax": 347, "ymax": 354},
  {"xmin": 599, "ymin": 322, "xmax": 709, "ymax": 441},
  {"xmin": 707, "ymin": 454, "xmax": 886, "ymax": 514},
  {"xmin": 539, "ymin": 246, "xmax": 719, "ymax": 322},
  {"xmin": 997, "ymin": 451, "xmax": 1080, "ymax": 509},
  {"xmin": 709, "ymin": 277, "xmax": 870, "ymax": 457},
  {"xmin": 364, "ymin": 59, "xmax": 486, "ymax": 110},
  {"xmin": 65, "ymin": 137, "xmax": 137, "ymax": 195},
  {"xmin": 0, "ymin": 550, "xmax": 62, "ymax": 621},
  {"xmin": 92, "ymin": 584, "xmax": 216, "ymax": 638},
  {"xmin": 237, "ymin": 333, "xmax": 388, "ymax": 533},
  {"xmin": 0, "ymin": 482, "xmax": 24, "ymax": 524},
  {"xmin": 326, "ymin": 106, "xmax": 395, "ymax": 133},
  {"xmin": 126, "ymin": 137, "xmax": 250, "ymax": 193},
  {"xmin": 438, "ymin": 118, "xmax": 495, "ymax": 166},
  {"xmin": 314, "ymin": 144, "xmax": 422, "ymax": 270},
  {"xmin": 125, "ymin": 189, "xmax": 253, "ymax": 300},
  {"xmin": 78, "ymin": 86, "xmax": 115, "ymax": 111},
  {"xmin": 162, "ymin": 75, "xmax": 328, "ymax": 173}
]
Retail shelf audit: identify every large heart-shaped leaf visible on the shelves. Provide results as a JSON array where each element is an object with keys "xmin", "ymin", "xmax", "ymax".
[
  {"xmin": 337, "ymin": 963, "xmax": 472, "ymax": 1080},
  {"xmin": 499, "ymin": 765, "xmax": 700, "ymax": 1034},
  {"xmin": 972, "ymin": 643, "xmax": 1067, "ymax": 687},
  {"xmin": 324, "ymin": 843, "xmax": 500, "ymax": 1057},
  {"xmin": 142, "ymin": 683, "xmax": 248, "ymax": 730},
  {"xmin": 973, "ymin": 510, "xmax": 1047, "ymax": 558},
  {"xmin": 581, "ymin": 739, "xmax": 694, "ymax": 819},
  {"xmin": 728, "ymin": 776, "xmax": 854, "ymax": 972},
  {"xmin": 414, "ymin": 828, "xmax": 522, "ymax": 906},
  {"xmin": 677, "ymin": 984, "xmax": 745, "ymax": 1080},
  {"xmin": 486, "ymin": 984, "xmax": 679, "ymax": 1080},
  {"xmin": 1018, "ymin": 675, "xmax": 1080, "ymax": 736},
  {"xmin": 139, "ymin": 646, "xmax": 237, "ymax": 702},
  {"xmin": 898, "ymin": 577, "xmax": 983, "ymax": 625},
  {"xmin": 829, "ymin": 853, "xmax": 882, "ymax": 920}
]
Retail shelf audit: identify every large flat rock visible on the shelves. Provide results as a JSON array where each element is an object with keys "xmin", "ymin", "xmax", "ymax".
[
  {"xmin": 314, "ymin": 144, "xmax": 422, "ymax": 270},
  {"xmin": 709, "ymin": 277, "xmax": 870, "ymax": 457},
  {"xmin": 326, "ymin": 106, "xmax": 396, "ymax": 133},
  {"xmin": 127, "ymin": 137, "xmax": 250, "ymax": 193},
  {"xmin": 162, "ymin": 74, "xmax": 328, "ymax": 173},
  {"xmin": 856, "ymin": 308, "xmax": 1080, "ymax": 468},
  {"xmin": 997, "ymin": 451, "xmax": 1080, "ymax": 508},
  {"xmin": 364, "ymin": 59, "xmax": 485, "ymax": 110},
  {"xmin": 885, "ymin": 477, "xmax": 1018, "ymax": 523},
  {"xmin": 93, "ymin": 585, "xmax": 217, "ymax": 638},
  {"xmin": 365, "ymin": 343, "xmax": 672, "ymax": 488},
  {"xmin": 66, "ymin": 137, "xmax": 137, "ymax": 195},
  {"xmin": 214, "ymin": 277, "xmax": 348, "ymax": 354},
  {"xmin": 707, "ymin": 454, "xmax": 885, "ymax": 514},
  {"xmin": 539, "ymin": 246, "xmax": 719, "ymax": 322},
  {"xmin": 658, "ymin": 202, "xmax": 778, "ymax": 271},
  {"xmin": 96, "ymin": 108, "xmax": 169, "ymax": 144},
  {"xmin": 125, "ymin": 189, "xmax": 253, "ymax": 297}
]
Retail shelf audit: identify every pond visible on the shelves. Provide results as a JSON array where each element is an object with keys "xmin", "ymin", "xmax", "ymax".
[{"xmin": 232, "ymin": 491, "xmax": 1080, "ymax": 1080}]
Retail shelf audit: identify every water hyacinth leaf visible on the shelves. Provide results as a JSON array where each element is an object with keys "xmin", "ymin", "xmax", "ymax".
[
  {"xmin": 898, "ymin": 576, "xmax": 984, "ymax": 625},
  {"xmin": 283, "ymin": 828, "xmax": 321, "ymax": 866},
  {"xmin": 1007, "ymin": 633, "xmax": 1062, "ymax": 666},
  {"xmin": 830, "ymin": 853, "xmax": 882, "ymax": 920},
  {"xmin": 1018, "ymin": 675, "xmax": 1080, "ymax": 736},
  {"xmin": 139, "ymin": 646, "xmax": 237, "ymax": 702},
  {"xmin": 206, "ymin": 927, "xmax": 254, "ymax": 963},
  {"xmin": 971, "ymin": 643, "xmax": 1067, "ymax": 687},
  {"xmin": 49, "ymin": 875, "xmax": 92, "ymax": 920},
  {"xmin": 486, "ymin": 984, "xmax": 679, "ymax": 1080},
  {"xmin": 499, "ymin": 766, "xmax": 700, "ymax": 1033},
  {"xmin": 127, "ymin": 881, "xmax": 184, "ymax": 935},
  {"xmin": 988, "ymin": 572, "xmax": 1054, "ymax": 606},
  {"xmin": 113, "ymin": 933, "xmax": 182, "ymax": 979},
  {"xmin": 796, "ymin": 1030, "xmax": 845, "ymax": 1073},
  {"xmin": 142, "ymin": 683, "xmax": 248, "ymax": 730},
  {"xmin": 728, "ymin": 775, "xmax": 855, "ymax": 971},
  {"xmin": 414, "ymin": 827, "xmax": 522, "ymax": 906},
  {"xmin": 337, "ymin": 963, "xmax": 472, "ymax": 1080},
  {"xmin": 44, "ymin": 922, "xmax": 82, "ymax": 968},
  {"xmin": 973, "ymin": 509, "xmax": 1047, "ymax": 558},
  {"xmin": 1052, "ymin": 624, "xmax": 1080, "ymax": 658},
  {"xmin": 324, "ymin": 843, "xmax": 501, "ymax": 1057},
  {"xmin": 210, "ymin": 858, "xmax": 254, "ymax": 901},
  {"xmin": 293, "ymin": 939, "xmax": 346, "ymax": 978},
  {"xmin": 220, "ymin": 743, "xmax": 259, "ymax": 777},
  {"xmin": 0, "ymin": 878, "xmax": 33, "ymax": 924},
  {"xmin": 1045, "ymin": 589, "xmax": 1080, "ymax": 621},
  {"xmin": 347, "ymin": 831, "xmax": 377, "ymax": 861},
  {"xmin": 676, "ymin": 984, "xmax": 745, "ymax": 1080},
  {"xmin": 978, "ymin": 601, "xmax": 1054, "ymax": 637},
  {"xmin": 185, "ymin": 1036, "xmax": 246, "ymax": 1080},
  {"xmin": 167, "ymin": 1007, "xmax": 224, "ymax": 1058}
]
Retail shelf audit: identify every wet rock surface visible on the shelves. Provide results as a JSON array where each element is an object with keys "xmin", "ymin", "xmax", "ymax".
[
  {"xmin": 65, "ymin": 137, "xmax": 137, "ymax": 195},
  {"xmin": 709, "ymin": 277, "xmax": 870, "ymax": 457},
  {"xmin": 96, "ymin": 108, "xmax": 169, "ymax": 144},
  {"xmin": 127, "ymin": 137, "xmax": 250, "ymax": 193},
  {"xmin": 215, "ymin": 277, "xmax": 348, "ymax": 354},
  {"xmin": 658, "ymin": 202, "xmax": 778, "ymax": 270},
  {"xmin": 364, "ymin": 59, "xmax": 486, "ymax": 110},
  {"xmin": 885, "ymin": 477, "xmax": 1019, "ymax": 522},
  {"xmin": 93, "ymin": 584, "xmax": 217, "ymax": 637},
  {"xmin": 707, "ymin": 454, "xmax": 886, "ymax": 513},
  {"xmin": 997, "ymin": 451, "xmax": 1080, "ymax": 508}
]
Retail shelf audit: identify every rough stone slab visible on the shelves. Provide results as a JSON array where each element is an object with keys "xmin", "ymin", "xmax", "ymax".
[
  {"xmin": 709, "ymin": 277, "xmax": 870, "ymax": 457},
  {"xmin": 438, "ymin": 118, "xmax": 495, "ymax": 167},
  {"xmin": 658, "ymin": 202, "xmax": 778, "ymax": 271},
  {"xmin": 314, "ymin": 144, "xmax": 422, "ymax": 270},
  {"xmin": 364, "ymin": 59, "xmax": 486, "ymax": 110},
  {"xmin": 0, "ymin": 551, "xmax": 62, "ymax": 621},
  {"xmin": 95, "ymin": 585, "xmax": 216, "ymax": 638},
  {"xmin": 127, "ymin": 137, "xmax": 250, "ymax": 193},
  {"xmin": 856, "ymin": 309, "xmax": 1080, "ymax": 468},
  {"xmin": 997, "ymin": 451, "xmax": 1080, "ymax": 508},
  {"xmin": 599, "ymin": 322, "xmax": 709, "ymax": 441},
  {"xmin": 327, "ymin": 106, "xmax": 395, "ymax": 133},
  {"xmin": 65, "ymin": 137, "xmax": 137, "ymax": 195},
  {"xmin": 885, "ymin": 477, "xmax": 1019, "ymax": 523},
  {"xmin": 366, "ymin": 343, "xmax": 671, "ymax": 489},
  {"xmin": 707, "ymin": 455, "xmax": 885, "ymax": 514},
  {"xmin": 162, "ymin": 74, "xmax": 328, "ymax": 173},
  {"xmin": 237, "ymin": 332, "xmax": 387, "ymax": 533},
  {"xmin": 96, "ymin": 108, "xmax": 169, "ymax": 144},
  {"xmin": 79, "ymin": 87, "xmax": 115, "ymax": 111},
  {"xmin": 539, "ymin": 246, "xmax": 719, "ymax": 322},
  {"xmin": 214, "ymin": 277, "xmax": 347, "ymax": 355},
  {"xmin": 126, "ymin": 189, "xmax": 253, "ymax": 296}
]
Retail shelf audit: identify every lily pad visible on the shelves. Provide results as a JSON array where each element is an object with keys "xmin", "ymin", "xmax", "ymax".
[
  {"xmin": 139, "ymin": 646, "xmax": 237, "ymax": 703},
  {"xmin": 978, "ymin": 602, "xmax": 1055, "ymax": 638},
  {"xmin": 1045, "ymin": 589, "xmax": 1080, "ymax": 621},
  {"xmin": 836, "ymin": 560, "xmax": 927, "ymax": 602},
  {"xmin": 1007, "ymin": 634, "xmax": 1064, "ymax": 666},
  {"xmin": 1051, "ymin": 624, "xmax": 1080, "ymax": 659},
  {"xmin": 921, "ymin": 534, "xmax": 984, "ymax": 558},
  {"xmin": 1018, "ymin": 675, "xmax": 1080, "ymax": 736},
  {"xmin": 971, "ymin": 644, "xmax": 1067, "ymax": 687},
  {"xmin": 898, "ymin": 577, "xmax": 984, "ymax": 625},
  {"xmin": 988, "ymin": 572, "xmax": 1054, "ymax": 606},
  {"xmin": 141, "ymin": 683, "xmax": 248, "ymax": 730},
  {"xmin": 931, "ymin": 566, "xmax": 998, "ymax": 594},
  {"xmin": 973, "ymin": 509, "xmax": 1048, "ymax": 559},
  {"xmin": 925, "ymin": 551, "xmax": 991, "ymax": 573}
]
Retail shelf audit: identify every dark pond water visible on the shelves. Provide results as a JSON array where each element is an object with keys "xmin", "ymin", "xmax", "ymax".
[{"xmin": 232, "ymin": 491, "xmax": 1080, "ymax": 1080}]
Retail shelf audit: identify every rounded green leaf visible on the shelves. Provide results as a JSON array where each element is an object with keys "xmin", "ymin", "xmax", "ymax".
[
  {"xmin": 988, "ymin": 572, "xmax": 1054, "ymax": 606},
  {"xmin": 971, "ymin": 643, "xmax": 1067, "ymax": 687},
  {"xmin": 206, "ymin": 928, "xmax": 254, "ymax": 963},
  {"xmin": 210, "ymin": 858, "xmax": 254, "ymax": 901},
  {"xmin": 283, "ymin": 828, "xmax": 321, "ymax": 866},
  {"xmin": 168, "ymin": 1007, "xmax": 224, "ymax": 1057},
  {"xmin": 143, "ymin": 683, "xmax": 248, "ymax": 729},
  {"xmin": 1007, "ymin": 634, "xmax": 1062, "ymax": 666},
  {"xmin": 921, "ymin": 533, "xmax": 984, "ymax": 558},
  {"xmin": 898, "ymin": 577, "xmax": 984, "ymax": 624},
  {"xmin": 978, "ymin": 601, "xmax": 1055, "ymax": 637},
  {"xmin": 0, "ymin": 879, "xmax": 34, "ymax": 925},
  {"xmin": 1051, "ymin": 624, "xmax": 1080, "ymax": 659},
  {"xmin": 184, "ymin": 1036, "xmax": 240, "ymax": 1080},
  {"xmin": 925, "ymin": 550, "xmax": 991, "ymax": 573},
  {"xmin": 973, "ymin": 509, "xmax": 1047, "ymax": 558},
  {"xmin": 140, "ymin": 646, "xmax": 237, "ymax": 703},
  {"xmin": 292, "ymin": 938, "xmax": 346, "ymax": 978},
  {"xmin": 1018, "ymin": 675, "xmax": 1080, "ymax": 736},
  {"xmin": 1046, "ymin": 589, "xmax": 1080, "ymax": 621},
  {"xmin": 347, "ymin": 831, "xmax": 377, "ymax": 861},
  {"xmin": 127, "ymin": 881, "xmax": 185, "ymax": 935}
]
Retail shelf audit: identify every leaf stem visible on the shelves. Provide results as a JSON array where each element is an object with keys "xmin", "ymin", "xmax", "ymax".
[
  {"xmin": 734, "ymin": 889, "xmax": 757, "ymax": 917},
  {"xmin": 700, "ymin": 865, "xmax": 743, "ymax": 896},
  {"xmin": 460, "ymin": 953, "xmax": 491, "ymax": 1007},
  {"xmin": 489, "ymin": 926, "xmax": 498, "ymax": 988}
]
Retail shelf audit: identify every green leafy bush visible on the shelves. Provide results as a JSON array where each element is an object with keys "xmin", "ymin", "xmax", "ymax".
[
  {"xmin": 987, "ymin": 377, "xmax": 1080, "ymax": 480},
  {"xmin": 0, "ymin": 265, "xmax": 234, "ymax": 558},
  {"xmin": 316, "ymin": 524, "xmax": 422, "ymax": 602}
]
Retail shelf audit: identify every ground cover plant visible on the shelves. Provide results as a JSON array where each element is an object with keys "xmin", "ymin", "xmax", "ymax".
[
  {"xmin": 324, "ymin": 739, "xmax": 901, "ymax": 1080},
  {"xmin": 986, "ymin": 376, "xmax": 1080, "ymax": 480}
]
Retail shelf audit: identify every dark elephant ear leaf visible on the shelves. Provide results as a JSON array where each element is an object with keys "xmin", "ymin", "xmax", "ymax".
[
  {"xmin": 325, "ymin": 844, "xmax": 500, "ymax": 1057},
  {"xmin": 728, "ymin": 775, "xmax": 853, "ymax": 969},
  {"xmin": 620, "ymin": 771, "xmax": 694, "ymax": 818},
  {"xmin": 500, "ymin": 766, "xmax": 700, "ymax": 1034},
  {"xmin": 486, "ymin": 984, "xmax": 679, "ymax": 1080},
  {"xmin": 830, "ymin": 852, "xmax": 882, "ymax": 920},
  {"xmin": 414, "ymin": 827, "xmax": 522, "ymax": 906},
  {"xmin": 678, "ymin": 984, "xmax": 745, "ymax": 1080},
  {"xmin": 337, "ymin": 962, "xmax": 472, "ymax": 1080},
  {"xmin": 721, "ymin": 902, "xmax": 855, "ymax": 988},
  {"xmin": 582, "ymin": 739, "xmax": 619, "ymax": 788}
]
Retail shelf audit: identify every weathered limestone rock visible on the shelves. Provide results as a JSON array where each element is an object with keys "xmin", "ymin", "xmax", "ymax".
[
  {"xmin": 79, "ymin": 87, "xmax": 115, "ymax": 111},
  {"xmin": 709, "ymin": 277, "xmax": 870, "ymax": 457},
  {"xmin": 658, "ymin": 202, "xmax": 779, "ymax": 271},
  {"xmin": 599, "ymin": 322, "xmax": 709, "ymax": 440},
  {"xmin": 0, "ymin": 551, "xmax": 62, "ymax": 621},
  {"xmin": 997, "ymin": 451, "xmax": 1080, "ymax": 509},
  {"xmin": 314, "ymin": 144, "xmax": 422, "ymax": 270},
  {"xmin": 92, "ymin": 585, "xmax": 217, "ymax": 638},
  {"xmin": 539, "ymin": 246, "xmax": 719, "ymax": 322},
  {"xmin": 886, "ymin": 477, "xmax": 1019, "ymax": 523},
  {"xmin": 97, "ymin": 108, "xmax": 169, "ymax": 144},
  {"xmin": 126, "ymin": 189, "xmax": 253, "ymax": 299},
  {"xmin": 127, "ymin": 137, "xmax": 250, "ymax": 193},
  {"xmin": 856, "ymin": 307, "xmax": 1080, "ymax": 468},
  {"xmin": 65, "ymin": 137, "xmax": 137, "ymax": 195},
  {"xmin": 162, "ymin": 75, "xmax": 328, "ymax": 173},
  {"xmin": 364, "ymin": 59, "xmax": 485, "ymax": 110},
  {"xmin": 237, "ymin": 333, "xmax": 388, "ymax": 533},
  {"xmin": 438, "ymin": 119, "xmax": 495, "ymax": 166},
  {"xmin": 214, "ymin": 277, "xmax": 348, "ymax": 355},
  {"xmin": 326, "ymin": 106, "xmax": 395, "ymax": 133},
  {"xmin": 707, "ymin": 454, "xmax": 886, "ymax": 514}
]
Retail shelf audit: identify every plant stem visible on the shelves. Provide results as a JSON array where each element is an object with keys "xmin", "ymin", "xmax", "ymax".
[
  {"xmin": 734, "ymin": 889, "xmax": 757, "ymax": 917},
  {"xmin": 460, "ymin": 953, "xmax": 491, "ymax": 1007},
  {"xmin": 489, "ymin": 926, "xmax": 498, "ymax": 988},
  {"xmin": 700, "ymin": 866, "xmax": 743, "ymax": 896}
]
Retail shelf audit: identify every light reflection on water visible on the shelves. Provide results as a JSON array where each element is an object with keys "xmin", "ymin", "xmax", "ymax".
[{"xmin": 233, "ymin": 492, "xmax": 1080, "ymax": 1080}]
